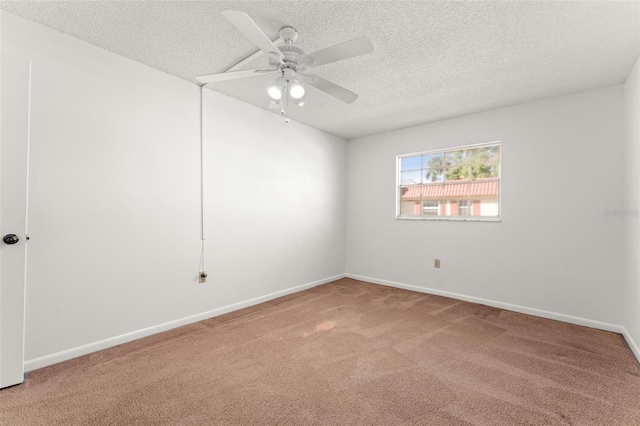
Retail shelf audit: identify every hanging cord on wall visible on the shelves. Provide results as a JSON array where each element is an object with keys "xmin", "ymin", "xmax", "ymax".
[{"xmin": 199, "ymin": 84, "xmax": 207, "ymax": 283}]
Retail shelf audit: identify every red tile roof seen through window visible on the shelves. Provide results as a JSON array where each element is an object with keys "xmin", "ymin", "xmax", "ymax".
[{"xmin": 401, "ymin": 180, "xmax": 498, "ymax": 199}]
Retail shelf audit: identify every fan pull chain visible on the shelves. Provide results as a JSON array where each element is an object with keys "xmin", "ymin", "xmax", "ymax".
[{"xmin": 281, "ymin": 79, "xmax": 290, "ymax": 123}]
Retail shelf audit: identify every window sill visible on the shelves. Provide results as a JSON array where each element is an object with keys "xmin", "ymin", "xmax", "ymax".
[{"xmin": 396, "ymin": 216, "xmax": 502, "ymax": 222}]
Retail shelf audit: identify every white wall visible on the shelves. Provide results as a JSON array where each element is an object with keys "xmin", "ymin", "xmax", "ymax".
[
  {"xmin": 346, "ymin": 86, "xmax": 624, "ymax": 329},
  {"xmin": 204, "ymin": 91, "xmax": 346, "ymax": 303},
  {"xmin": 1, "ymin": 12, "xmax": 346, "ymax": 368},
  {"xmin": 623, "ymin": 55, "xmax": 640, "ymax": 359}
]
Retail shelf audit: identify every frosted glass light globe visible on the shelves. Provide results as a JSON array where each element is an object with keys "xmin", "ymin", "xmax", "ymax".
[
  {"xmin": 289, "ymin": 81, "xmax": 305, "ymax": 100},
  {"xmin": 267, "ymin": 84, "xmax": 283, "ymax": 101}
]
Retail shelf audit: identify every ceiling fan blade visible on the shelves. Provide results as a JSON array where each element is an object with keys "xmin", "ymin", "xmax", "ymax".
[
  {"xmin": 196, "ymin": 67, "xmax": 278, "ymax": 84},
  {"xmin": 299, "ymin": 73, "xmax": 359, "ymax": 104},
  {"xmin": 305, "ymin": 36, "xmax": 373, "ymax": 67},
  {"xmin": 222, "ymin": 11, "xmax": 285, "ymax": 61}
]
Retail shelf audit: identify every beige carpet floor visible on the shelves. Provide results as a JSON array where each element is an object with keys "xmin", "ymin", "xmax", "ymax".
[{"xmin": 1, "ymin": 278, "xmax": 639, "ymax": 425}]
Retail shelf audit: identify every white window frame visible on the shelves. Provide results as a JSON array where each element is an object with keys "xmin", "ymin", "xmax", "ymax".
[{"xmin": 396, "ymin": 141, "xmax": 502, "ymax": 222}]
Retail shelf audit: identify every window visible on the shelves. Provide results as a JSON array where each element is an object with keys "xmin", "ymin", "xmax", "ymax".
[
  {"xmin": 458, "ymin": 200, "xmax": 471, "ymax": 216},
  {"xmin": 422, "ymin": 201, "xmax": 439, "ymax": 216},
  {"xmin": 397, "ymin": 142, "xmax": 501, "ymax": 221}
]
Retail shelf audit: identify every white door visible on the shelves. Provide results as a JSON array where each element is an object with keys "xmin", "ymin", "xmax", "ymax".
[{"xmin": 0, "ymin": 54, "xmax": 31, "ymax": 388}]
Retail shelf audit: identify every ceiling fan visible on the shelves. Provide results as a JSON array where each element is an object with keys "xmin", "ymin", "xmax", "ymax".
[{"xmin": 196, "ymin": 11, "xmax": 374, "ymax": 121}]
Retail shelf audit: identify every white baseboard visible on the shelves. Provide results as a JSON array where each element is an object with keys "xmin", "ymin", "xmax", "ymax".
[
  {"xmin": 24, "ymin": 274, "xmax": 345, "ymax": 372},
  {"xmin": 345, "ymin": 273, "xmax": 625, "ymax": 334},
  {"xmin": 26, "ymin": 273, "xmax": 638, "ymax": 371},
  {"xmin": 622, "ymin": 327, "xmax": 640, "ymax": 364}
]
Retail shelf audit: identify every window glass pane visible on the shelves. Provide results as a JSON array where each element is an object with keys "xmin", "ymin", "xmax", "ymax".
[
  {"xmin": 422, "ymin": 153, "xmax": 444, "ymax": 169},
  {"xmin": 447, "ymin": 150, "xmax": 466, "ymax": 166},
  {"xmin": 477, "ymin": 183, "xmax": 500, "ymax": 217},
  {"xmin": 400, "ymin": 185, "xmax": 422, "ymax": 200},
  {"xmin": 400, "ymin": 156, "xmax": 421, "ymax": 172},
  {"xmin": 424, "ymin": 168, "xmax": 444, "ymax": 183},
  {"xmin": 420, "ymin": 182, "xmax": 444, "ymax": 199},
  {"xmin": 399, "ymin": 186, "xmax": 422, "ymax": 216},
  {"xmin": 400, "ymin": 170, "xmax": 422, "ymax": 185},
  {"xmin": 441, "ymin": 181, "xmax": 468, "ymax": 199},
  {"xmin": 466, "ymin": 148, "xmax": 479, "ymax": 166},
  {"xmin": 466, "ymin": 147, "xmax": 492, "ymax": 179},
  {"xmin": 445, "ymin": 165, "xmax": 470, "ymax": 181},
  {"xmin": 445, "ymin": 149, "xmax": 470, "ymax": 181}
]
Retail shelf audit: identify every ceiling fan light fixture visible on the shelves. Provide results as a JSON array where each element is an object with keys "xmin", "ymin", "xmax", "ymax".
[
  {"xmin": 267, "ymin": 78, "xmax": 284, "ymax": 100},
  {"xmin": 296, "ymin": 94, "xmax": 306, "ymax": 107},
  {"xmin": 289, "ymin": 80, "xmax": 305, "ymax": 99},
  {"xmin": 267, "ymin": 84, "xmax": 282, "ymax": 101}
]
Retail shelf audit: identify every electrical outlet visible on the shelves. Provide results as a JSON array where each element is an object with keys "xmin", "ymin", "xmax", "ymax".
[
  {"xmin": 434, "ymin": 259, "xmax": 441, "ymax": 268},
  {"xmin": 199, "ymin": 271, "xmax": 207, "ymax": 283}
]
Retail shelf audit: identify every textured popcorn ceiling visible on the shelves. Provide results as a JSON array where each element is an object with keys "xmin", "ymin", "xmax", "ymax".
[{"xmin": 2, "ymin": 1, "xmax": 639, "ymax": 140}]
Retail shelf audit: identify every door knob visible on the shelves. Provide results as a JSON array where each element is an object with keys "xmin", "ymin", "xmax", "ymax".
[{"xmin": 3, "ymin": 234, "xmax": 19, "ymax": 245}]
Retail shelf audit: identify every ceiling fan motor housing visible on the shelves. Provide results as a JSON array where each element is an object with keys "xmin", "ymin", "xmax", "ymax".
[{"xmin": 279, "ymin": 45, "xmax": 306, "ymax": 69}]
